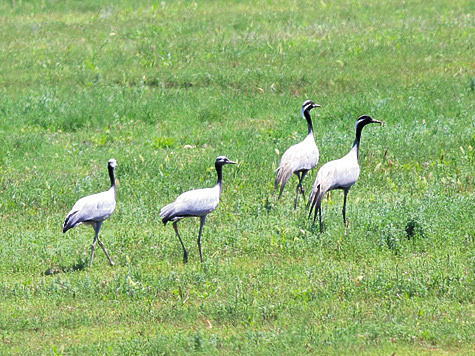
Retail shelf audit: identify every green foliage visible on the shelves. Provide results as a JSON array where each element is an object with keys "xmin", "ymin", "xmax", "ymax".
[{"xmin": 0, "ymin": 0, "xmax": 474, "ymax": 354}]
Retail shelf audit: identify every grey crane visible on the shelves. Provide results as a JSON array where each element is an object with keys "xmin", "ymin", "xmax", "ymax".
[
  {"xmin": 63, "ymin": 159, "xmax": 117, "ymax": 267},
  {"xmin": 160, "ymin": 156, "xmax": 236, "ymax": 263},
  {"xmin": 274, "ymin": 100, "xmax": 321, "ymax": 209},
  {"xmin": 307, "ymin": 115, "xmax": 382, "ymax": 232}
]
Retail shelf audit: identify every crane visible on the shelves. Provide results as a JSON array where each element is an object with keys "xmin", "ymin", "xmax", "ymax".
[
  {"xmin": 308, "ymin": 115, "xmax": 382, "ymax": 232},
  {"xmin": 63, "ymin": 159, "xmax": 118, "ymax": 267},
  {"xmin": 274, "ymin": 100, "xmax": 321, "ymax": 209},
  {"xmin": 160, "ymin": 156, "xmax": 236, "ymax": 263}
]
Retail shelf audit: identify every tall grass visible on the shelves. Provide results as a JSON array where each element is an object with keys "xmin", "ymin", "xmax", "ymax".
[{"xmin": 0, "ymin": 0, "xmax": 474, "ymax": 354}]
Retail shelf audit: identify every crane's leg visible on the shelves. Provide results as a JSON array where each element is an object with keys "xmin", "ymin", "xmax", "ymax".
[
  {"xmin": 97, "ymin": 236, "xmax": 114, "ymax": 266},
  {"xmin": 90, "ymin": 236, "xmax": 97, "ymax": 268},
  {"xmin": 299, "ymin": 171, "xmax": 308, "ymax": 197},
  {"xmin": 342, "ymin": 189, "xmax": 349, "ymax": 226},
  {"xmin": 294, "ymin": 171, "xmax": 308, "ymax": 210},
  {"xmin": 197, "ymin": 216, "xmax": 207, "ymax": 263},
  {"xmin": 89, "ymin": 222, "xmax": 102, "ymax": 268},
  {"xmin": 173, "ymin": 221, "xmax": 188, "ymax": 263}
]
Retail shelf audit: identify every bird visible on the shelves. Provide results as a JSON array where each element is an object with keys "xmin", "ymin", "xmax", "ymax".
[
  {"xmin": 63, "ymin": 158, "xmax": 118, "ymax": 267},
  {"xmin": 274, "ymin": 100, "xmax": 321, "ymax": 209},
  {"xmin": 160, "ymin": 156, "xmax": 236, "ymax": 263},
  {"xmin": 307, "ymin": 115, "xmax": 382, "ymax": 232}
]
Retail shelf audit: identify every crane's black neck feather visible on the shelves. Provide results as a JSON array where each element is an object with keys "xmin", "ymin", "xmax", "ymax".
[
  {"xmin": 353, "ymin": 118, "xmax": 372, "ymax": 159},
  {"xmin": 303, "ymin": 108, "xmax": 314, "ymax": 135},
  {"xmin": 216, "ymin": 162, "xmax": 224, "ymax": 187},
  {"xmin": 108, "ymin": 165, "xmax": 116, "ymax": 188}
]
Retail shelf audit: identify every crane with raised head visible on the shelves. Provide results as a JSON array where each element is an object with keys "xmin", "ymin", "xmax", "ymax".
[
  {"xmin": 274, "ymin": 100, "xmax": 321, "ymax": 209},
  {"xmin": 63, "ymin": 158, "xmax": 118, "ymax": 267},
  {"xmin": 308, "ymin": 115, "xmax": 382, "ymax": 232},
  {"xmin": 160, "ymin": 156, "xmax": 236, "ymax": 263}
]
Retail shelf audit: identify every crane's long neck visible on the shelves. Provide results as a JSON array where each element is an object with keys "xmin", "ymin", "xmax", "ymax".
[
  {"xmin": 215, "ymin": 163, "xmax": 223, "ymax": 194},
  {"xmin": 303, "ymin": 109, "xmax": 314, "ymax": 136},
  {"xmin": 352, "ymin": 122, "xmax": 366, "ymax": 160},
  {"xmin": 108, "ymin": 165, "xmax": 117, "ymax": 197}
]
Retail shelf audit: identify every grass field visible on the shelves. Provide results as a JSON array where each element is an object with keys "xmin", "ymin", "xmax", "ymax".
[{"xmin": 0, "ymin": 0, "xmax": 474, "ymax": 354}]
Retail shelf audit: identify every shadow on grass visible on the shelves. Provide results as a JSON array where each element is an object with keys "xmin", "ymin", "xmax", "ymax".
[{"xmin": 44, "ymin": 259, "xmax": 88, "ymax": 276}]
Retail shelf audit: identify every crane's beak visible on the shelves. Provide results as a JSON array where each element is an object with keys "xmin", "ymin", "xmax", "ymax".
[
  {"xmin": 227, "ymin": 160, "xmax": 237, "ymax": 165},
  {"xmin": 373, "ymin": 119, "xmax": 383, "ymax": 126},
  {"xmin": 313, "ymin": 104, "xmax": 322, "ymax": 108}
]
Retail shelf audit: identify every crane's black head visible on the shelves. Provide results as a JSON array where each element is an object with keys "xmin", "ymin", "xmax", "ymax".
[
  {"xmin": 108, "ymin": 158, "xmax": 118, "ymax": 169},
  {"xmin": 355, "ymin": 115, "xmax": 382, "ymax": 130},
  {"xmin": 215, "ymin": 156, "xmax": 236, "ymax": 166},
  {"xmin": 301, "ymin": 100, "xmax": 321, "ymax": 117}
]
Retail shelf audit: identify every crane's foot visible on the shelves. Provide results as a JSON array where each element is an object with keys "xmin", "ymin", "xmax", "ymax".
[
  {"xmin": 97, "ymin": 240, "xmax": 114, "ymax": 267},
  {"xmin": 89, "ymin": 244, "xmax": 96, "ymax": 268},
  {"xmin": 345, "ymin": 219, "xmax": 350, "ymax": 236}
]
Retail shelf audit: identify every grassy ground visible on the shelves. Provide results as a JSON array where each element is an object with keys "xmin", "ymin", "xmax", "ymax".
[{"xmin": 0, "ymin": 0, "xmax": 474, "ymax": 354}]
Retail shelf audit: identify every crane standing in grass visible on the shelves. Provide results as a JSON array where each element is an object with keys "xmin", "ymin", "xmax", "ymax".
[
  {"xmin": 160, "ymin": 156, "xmax": 236, "ymax": 263},
  {"xmin": 274, "ymin": 100, "xmax": 321, "ymax": 209},
  {"xmin": 308, "ymin": 115, "xmax": 382, "ymax": 232},
  {"xmin": 63, "ymin": 159, "xmax": 118, "ymax": 267}
]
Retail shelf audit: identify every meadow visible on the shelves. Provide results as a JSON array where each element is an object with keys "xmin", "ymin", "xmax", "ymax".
[{"xmin": 0, "ymin": 0, "xmax": 474, "ymax": 354}]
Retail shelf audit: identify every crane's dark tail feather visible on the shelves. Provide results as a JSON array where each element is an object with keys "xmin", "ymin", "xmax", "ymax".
[
  {"xmin": 63, "ymin": 211, "xmax": 79, "ymax": 233},
  {"xmin": 274, "ymin": 164, "xmax": 293, "ymax": 199},
  {"xmin": 313, "ymin": 187, "xmax": 324, "ymax": 223},
  {"xmin": 307, "ymin": 184, "xmax": 323, "ymax": 222},
  {"xmin": 306, "ymin": 186, "xmax": 314, "ymax": 211},
  {"xmin": 160, "ymin": 202, "xmax": 176, "ymax": 225},
  {"xmin": 307, "ymin": 185, "xmax": 318, "ymax": 217}
]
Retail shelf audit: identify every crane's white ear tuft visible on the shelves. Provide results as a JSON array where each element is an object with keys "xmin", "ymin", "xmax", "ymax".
[{"xmin": 216, "ymin": 156, "xmax": 236, "ymax": 165}]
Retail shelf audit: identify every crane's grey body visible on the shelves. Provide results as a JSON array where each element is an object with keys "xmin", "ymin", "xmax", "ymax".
[
  {"xmin": 274, "ymin": 100, "xmax": 321, "ymax": 209},
  {"xmin": 160, "ymin": 185, "xmax": 221, "ymax": 221},
  {"xmin": 160, "ymin": 156, "xmax": 236, "ymax": 263},
  {"xmin": 63, "ymin": 159, "xmax": 117, "ymax": 267},
  {"xmin": 308, "ymin": 115, "xmax": 382, "ymax": 232}
]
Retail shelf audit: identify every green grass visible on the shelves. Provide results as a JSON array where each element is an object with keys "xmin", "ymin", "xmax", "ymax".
[{"xmin": 0, "ymin": 0, "xmax": 474, "ymax": 354}]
